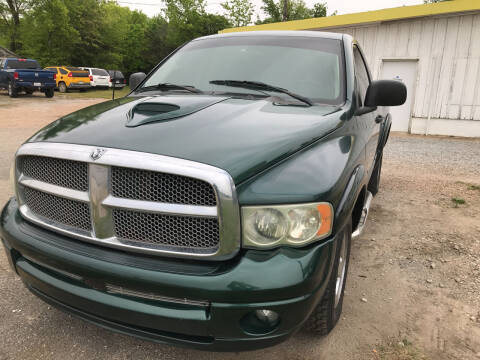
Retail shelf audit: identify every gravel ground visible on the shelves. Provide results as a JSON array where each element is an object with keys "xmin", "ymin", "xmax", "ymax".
[{"xmin": 0, "ymin": 95, "xmax": 479, "ymax": 359}]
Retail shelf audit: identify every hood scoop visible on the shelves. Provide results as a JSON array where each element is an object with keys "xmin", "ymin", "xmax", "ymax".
[{"xmin": 126, "ymin": 95, "xmax": 229, "ymax": 127}]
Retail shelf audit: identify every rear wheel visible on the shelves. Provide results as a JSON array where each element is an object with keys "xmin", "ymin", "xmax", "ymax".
[
  {"xmin": 8, "ymin": 81, "xmax": 18, "ymax": 98},
  {"xmin": 305, "ymin": 220, "xmax": 352, "ymax": 335},
  {"xmin": 45, "ymin": 88, "xmax": 54, "ymax": 98},
  {"xmin": 58, "ymin": 82, "xmax": 67, "ymax": 93}
]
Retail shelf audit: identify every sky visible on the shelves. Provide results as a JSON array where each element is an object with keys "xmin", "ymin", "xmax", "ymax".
[{"xmin": 116, "ymin": 0, "xmax": 424, "ymax": 21}]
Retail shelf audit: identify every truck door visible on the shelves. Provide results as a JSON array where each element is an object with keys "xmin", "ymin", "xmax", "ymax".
[
  {"xmin": 0, "ymin": 59, "xmax": 6, "ymax": 86},
  {"xmin": 353, "ymin": 45, "xmax": 380, "ymax": 176}
]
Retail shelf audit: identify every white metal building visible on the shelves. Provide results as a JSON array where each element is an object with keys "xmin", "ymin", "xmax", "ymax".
[{"xmin": 221, "ymin": 0, "xmax": 480, "ymax": 137}]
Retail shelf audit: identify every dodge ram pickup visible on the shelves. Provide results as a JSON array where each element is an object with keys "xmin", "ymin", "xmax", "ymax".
[
  {"xmin": 0, "ymin": 58, "xmax": 56, "ymax": 98},
  {"xmin": 0, "ymin": 31, "xmax": 406, "ymax": 351}
]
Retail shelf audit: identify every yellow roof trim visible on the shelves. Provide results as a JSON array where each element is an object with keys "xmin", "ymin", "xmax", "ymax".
[{"xmin": 219, "ymin": 0, "xmax": 480, "ymax": 33}]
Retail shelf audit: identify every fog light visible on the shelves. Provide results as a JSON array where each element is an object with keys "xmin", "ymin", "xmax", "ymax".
[{"xmin": 255, "ymin": 309, "xmax": 279, "ymax": 325}]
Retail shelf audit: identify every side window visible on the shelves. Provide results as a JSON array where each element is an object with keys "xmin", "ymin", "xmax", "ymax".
[
  {"xmin": 59, "ymin": 68, "xmax": 68, "ymax": 75},
  {"xmin": 353, "ymin": 45, "xmax": 370, "ymax": 106}
]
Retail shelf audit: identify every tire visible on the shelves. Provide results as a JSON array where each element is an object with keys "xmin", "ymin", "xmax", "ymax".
[
  {"xmin": 305, "ymin": 220, "xmax": 352, "ymax": 335},
  {"xmin": 58, "ymin": 82, "xmax": 67, "ymax": 93},
  {"xmin": 7, "ymin": 81, "xmax": 18, "ymax": 98},
  {"xmin": 45, "ymin": 88, "xmax": 54, "ymax": 98},
  {"xmin": 368, "ymin": 151, "xmax": 383, "ymax": 196},
  {"xmin": 25, "ymin": 89, "xmax": 34, "ymax": 95}
]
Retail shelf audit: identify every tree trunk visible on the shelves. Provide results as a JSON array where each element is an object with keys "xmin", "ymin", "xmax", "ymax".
[
  {"xmin": 282, "ymin": 0, "xmax": 288, "ymax": 21},
  {"xmin": 6, "ymin": 0, "xmax": 21, "ymax": 52}
]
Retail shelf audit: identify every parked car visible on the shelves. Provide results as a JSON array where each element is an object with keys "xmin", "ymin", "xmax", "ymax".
[
  {"xmin": 107, "ymin": 70, "xmax": 126, "ymax": 88},
  {"xmin": 44, "ymin": 66, "xmax": 90, "ymax": 93},
  {"xmin": 1, "ymin": 31, "xmax": 406, "ymax": 351},
  {"xmin": 80, "ymin": 67, "xmax": 110, "ymax": 88},
  {"xmin": 0, "ymin": 58, "xmax": 55, "ymax": 98}
]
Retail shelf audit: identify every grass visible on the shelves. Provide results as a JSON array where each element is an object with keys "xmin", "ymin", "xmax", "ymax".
[
  {"xmin": 468, "ymin": 184, "xmax": 480, "ymax": 191},
  {"xmin": 56, "ymin": 87, "xmax": 131, "ymax": 100},
  {"xmin": 373, "ymin": 338, "xmax": 429, "ymax": 360},
  {"xmin": 451, "ymin": 197, "xmax": 466, "ymax": 207}
]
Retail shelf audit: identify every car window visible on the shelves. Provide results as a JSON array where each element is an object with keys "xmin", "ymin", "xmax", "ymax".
[
  {"xmin": 92, "ymin": 68, "xmax": 109, "ymax": 76},
  {"xmin": 142, "ymin": 36, "xmax": 345, "ymax": 104},
  {"xmin": 59, "ymin": 68, "xmax": 68, "ymax": 75},
  {"xmin": 353, "ymin": 45, "xmax": 370, "ymax": 106},
  {"xmin": 6, "ymin": 59, "xmax": 40, "ymax": 70}
]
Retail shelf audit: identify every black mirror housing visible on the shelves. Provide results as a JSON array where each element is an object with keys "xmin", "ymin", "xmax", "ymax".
[
  {"xmin": 129, "ymin": 72, "xmax": 147, "ymax": 91},
  {"xmin": 364, "ymin": 80, "xmax": 407, "ymax": 107}
]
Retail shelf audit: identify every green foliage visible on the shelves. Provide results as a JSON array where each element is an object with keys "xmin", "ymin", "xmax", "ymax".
[
  {"xmin": 3, "ymin": 0, "xmax": 232, "ymax": 77},
  {"xmin": 256, "ymin": 0, "xmax": 329, "ymax": 24},
  {"xmin": 221, "ymin": 0, "xmax": 255, "ymax": 27}
]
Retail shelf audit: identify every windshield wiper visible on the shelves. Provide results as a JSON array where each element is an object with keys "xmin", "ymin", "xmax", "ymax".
[
  {"xmin": 209, "ymin": 80, "xmax": 313, "ymax": 106},
  {"xmin": 137, "ymin": 83, "xmax": 203, "ymax": 94}
]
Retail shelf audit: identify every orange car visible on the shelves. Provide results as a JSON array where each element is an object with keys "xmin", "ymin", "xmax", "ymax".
[{"xmin": 44, "ymin": 66, "xmax": 90, "ymax": 92}]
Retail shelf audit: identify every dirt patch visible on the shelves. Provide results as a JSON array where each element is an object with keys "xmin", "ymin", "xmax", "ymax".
[{"xmin": 0, "ymin": 96, "xmax": 479, "ymax": 359}]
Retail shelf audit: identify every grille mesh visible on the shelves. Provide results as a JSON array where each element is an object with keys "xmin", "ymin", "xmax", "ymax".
[
  {"xmin": 113, "ymin": 209, "xmax": 219, "ymax": 250},
  {"xmin": 111, "ymin": 167, "xmax": 216, "ymax": 206},
  {"xmin": 20, "ymin": 156, "xmax": 88, "ymax": 191},
  {"xmin": 23, "ymin": 187, "xmax": 92, "ymax": 231}
]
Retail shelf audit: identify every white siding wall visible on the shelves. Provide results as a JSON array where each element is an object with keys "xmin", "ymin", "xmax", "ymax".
[{"xmin": 316, "ymin": 12, "xmax": 480, "ymax": 136}]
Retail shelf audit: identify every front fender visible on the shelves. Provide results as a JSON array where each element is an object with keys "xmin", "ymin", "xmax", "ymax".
[{"xmin": 236, "ymin": 134, "xmax": 362, "ymax": 234}]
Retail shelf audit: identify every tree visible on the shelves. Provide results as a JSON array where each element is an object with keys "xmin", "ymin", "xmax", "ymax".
[
  {"xmin": 0, "ymin": 0, "xmax": 32, "ymax": 52},
  {"xmin": 221, "ymin": 0, "xmax": 255, "ymax": 27},
  {"xmin": 256, "ymin": 0, "xmax": 329, "ymax": 24},
  {"xmin": 20, "ymin": 0, "xmax": 80, "ymax": 65}
]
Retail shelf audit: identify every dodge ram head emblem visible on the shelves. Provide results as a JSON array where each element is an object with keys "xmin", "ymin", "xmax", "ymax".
[{"xmin": 90, "ymin": 148, "xmax": 106, "ymax": 161}]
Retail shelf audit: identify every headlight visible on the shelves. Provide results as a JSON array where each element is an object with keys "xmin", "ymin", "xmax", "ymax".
[{"xmin": 242, "ymin": 203, "xmax": 333, "ymax": 248}]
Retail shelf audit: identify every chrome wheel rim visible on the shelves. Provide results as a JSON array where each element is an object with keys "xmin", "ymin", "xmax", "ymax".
[{"xmin": 334, "ymin": 231, "xmax": 348, "ymax": 308}]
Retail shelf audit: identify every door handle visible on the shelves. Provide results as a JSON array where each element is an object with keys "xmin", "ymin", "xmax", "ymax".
[{"xmin": 375, "ymin": 115, "xmax": 384, "ymax": 124}]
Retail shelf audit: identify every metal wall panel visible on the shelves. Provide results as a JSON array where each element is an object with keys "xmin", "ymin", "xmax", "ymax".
[{"xmin": 322, "ymin": 12, "xmax": 480, "ymax": 121}]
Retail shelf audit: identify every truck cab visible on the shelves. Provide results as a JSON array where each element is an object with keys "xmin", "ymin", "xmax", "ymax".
[{"xmin": 1, "ymin": 31, "xmax": 406, "ymax": 351}]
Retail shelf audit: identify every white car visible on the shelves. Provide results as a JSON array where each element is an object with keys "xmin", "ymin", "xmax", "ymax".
[{"xmin": 80, "ymin": 67, "xmax": 111, "ymax": 88}]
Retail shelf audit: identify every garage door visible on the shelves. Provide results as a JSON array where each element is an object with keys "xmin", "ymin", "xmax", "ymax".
[{"xmin": 381, "ymin": 60, "xmax": 417, "ymax": 132}]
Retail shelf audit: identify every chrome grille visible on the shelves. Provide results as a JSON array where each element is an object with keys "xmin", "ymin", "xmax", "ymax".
[
  {"xmin": 112, "ymin": 166, "xmax": 216, "ymax": 206},
  {"xmin": 113, "ymin": 209, "xmax": 220, "ymax": 250},
  {"xmin": 15, "ymin": 143, "xmax": 240, "ymax": 259},
  {"xmin": 23, "ymin": 187, "xmax": 92, "ymax": 231},
  {"xmin": 20, "ymin": 155, "xmax": 88, "ymax": 191}
]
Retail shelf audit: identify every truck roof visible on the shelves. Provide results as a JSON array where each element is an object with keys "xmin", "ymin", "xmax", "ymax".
[{"xmin": 196, "ymin": 30, "xmax": 344, "ymax": 42}]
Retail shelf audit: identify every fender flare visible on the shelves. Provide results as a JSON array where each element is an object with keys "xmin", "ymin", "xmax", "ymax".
[
  {"xmin": 334, "ymin": 165, "xmax": 366, "ymax": 231},
  {"xmin": 378, "ymin": 113, "xmax": 392, "ymax": 152}
]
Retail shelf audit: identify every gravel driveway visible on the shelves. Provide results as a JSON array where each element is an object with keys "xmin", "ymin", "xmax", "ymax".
[{"xmin": 1, "ymin": 95, "xmax": 479, "ymax": 359}]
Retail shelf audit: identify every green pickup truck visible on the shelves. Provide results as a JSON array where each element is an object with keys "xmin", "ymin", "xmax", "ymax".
[{"xmin": 1, "ymin": 31, "xmax": 406, "ymax": 351}]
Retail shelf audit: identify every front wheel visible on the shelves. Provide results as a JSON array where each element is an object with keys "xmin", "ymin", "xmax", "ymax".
[
  {"xmin": 45, "ymin": 88, "xmax": 54, "ymax": 98},
  {"xmin": 305, "ymin": 220, "xmax": 352, "ymax": 335},
  {"xmin": 8, "ymin": 81, "xmax": 18, "ymax": 98}
]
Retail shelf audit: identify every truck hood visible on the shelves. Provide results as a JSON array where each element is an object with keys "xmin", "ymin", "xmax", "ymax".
[{"xmin": 28, "ymin": 95, "xmax": 344, "ymax": 184}]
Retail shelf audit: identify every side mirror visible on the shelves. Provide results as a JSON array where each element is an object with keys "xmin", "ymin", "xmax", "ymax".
[
  {"xmin": 365, "ymin": 80, "xmax": 407, "ymax": 107},
  {"xmin": 129, "ymin": 72, "xmax": 146, "ymax": 91}
]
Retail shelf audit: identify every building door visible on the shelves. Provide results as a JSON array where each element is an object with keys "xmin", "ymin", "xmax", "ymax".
[{"xmin": 381, "ymin": 60, "xmax": 417, "ymax": 132}]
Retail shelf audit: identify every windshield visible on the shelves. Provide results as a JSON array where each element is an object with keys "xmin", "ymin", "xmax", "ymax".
[
  {"xmin": 140, "ymin": 36, "xmax": 345, "ymax": 104},
  {"xmin": 6, "ymin": 60, "xmax": 40, "ymax": 70}
]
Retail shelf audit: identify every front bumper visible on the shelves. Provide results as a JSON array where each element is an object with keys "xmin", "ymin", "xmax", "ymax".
[{"xmin": 1, "ymin": 198, "xmax": 336, "ymax": 351}]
